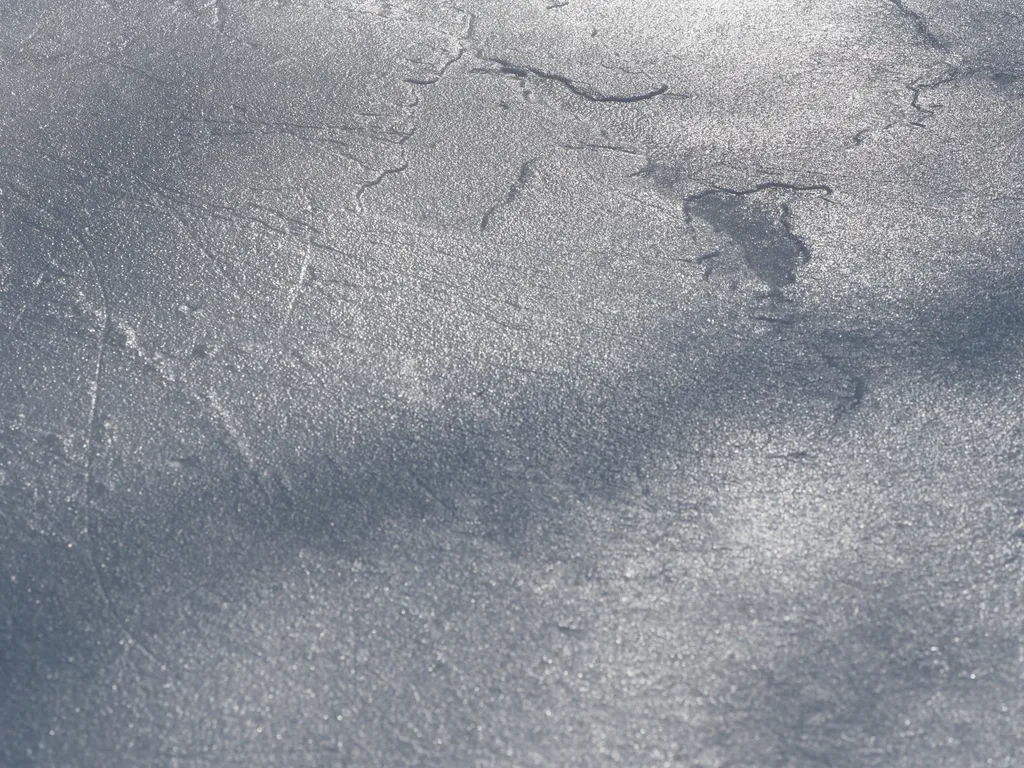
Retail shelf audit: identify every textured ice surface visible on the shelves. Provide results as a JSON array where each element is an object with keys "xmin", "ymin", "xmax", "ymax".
[{"xmin": 1, "ymin": 1, "xmax": 1022, "ymax": 766}]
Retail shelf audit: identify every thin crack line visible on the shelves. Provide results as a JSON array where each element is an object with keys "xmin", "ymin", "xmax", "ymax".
[
  {"xmin": 480, "ymin": 159, "xmax": 536, "ymax": 232},
  {"xmin": 684, "ymin": 181, "xmax": 835, "ymax": 203},
  {"xmin": 278, "ymin": 214, "xmax": 314, "ymax": 337},
  {"xmin": 475, "ymin": 54, "xmax": 675, "ymax": 103},
  {"xmin": 886, "ymin": 0, "xmax": 943, "ymax": 48},
  {"xmin": 66, "ymin": 229, "xmax": 166, "ymax": 670}
]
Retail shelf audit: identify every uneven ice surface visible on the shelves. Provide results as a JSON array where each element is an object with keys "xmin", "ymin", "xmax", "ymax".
[{"xmin": 1, "ymin": 1, "xmax": 1022, "ymax": 766}]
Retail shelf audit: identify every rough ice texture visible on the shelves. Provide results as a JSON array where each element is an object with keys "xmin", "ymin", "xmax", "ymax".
[{"xmin": 0, "ymin": 1, "xmax": 1022, "ymax": 766}]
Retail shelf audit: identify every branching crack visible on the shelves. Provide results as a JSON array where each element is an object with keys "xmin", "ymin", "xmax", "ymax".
[
  {"xmin": 404, "ymin": 47, "xmax": 466, "ymax": 85},
  {"xmin": 906, "ymin": 64, "xmax": 959, "ymax": 125},
  {"xmin": 404, "ymin": 5, "xmax": 475, "ymax": 86},
  {"xmin": 355, "ymin": 160, "xmax": 410, "ymax": 212},
  {"xmin": 355, "ymin": 7, "xmax": 476, "ymax": 212},
  {"xmin": 851, "ymin": 63, "xmax": 962, "ymax": 144},
  {"xmin": 694, "ymin": 250, "xmax": 722, "ymax": 281}
]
